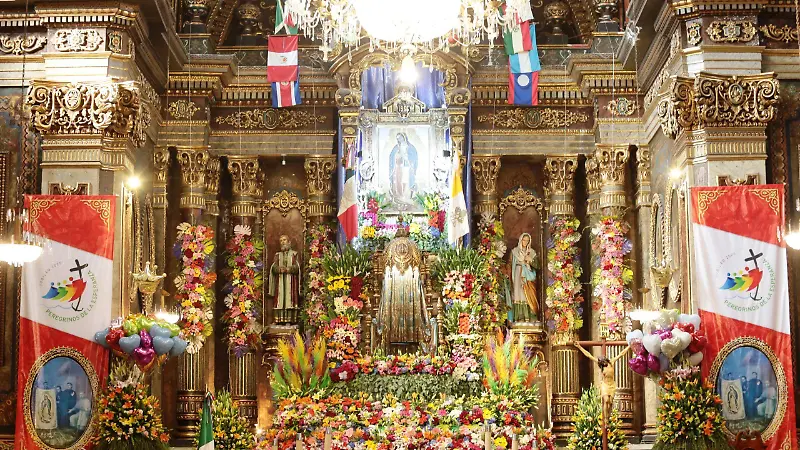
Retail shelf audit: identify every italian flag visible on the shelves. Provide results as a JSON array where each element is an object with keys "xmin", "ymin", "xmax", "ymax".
[
  {"xmin": 197, "ymin": 392, "xmax": 214, "ymax": 450},
  {"xmin": 274, "ymin": 0, "xmax": 297, "ymax": 34},
  {"xmin": 338, "ymin": 140, "xmax": 358, "ymax": 242}
]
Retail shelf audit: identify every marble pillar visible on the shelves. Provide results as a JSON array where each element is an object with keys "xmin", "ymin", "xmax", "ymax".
[
  {"xmin": 544, "ymin": 155, "xmax": 580, "ymax": 437},
  {"xmin": 471, "ymin": 155, "xmax": 501, "ymax": 221}
]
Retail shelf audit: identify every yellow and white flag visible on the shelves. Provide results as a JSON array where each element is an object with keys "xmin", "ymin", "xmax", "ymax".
[{"xmin": 447, "ymin": 149, "xmax": 469, "ymax": 245}]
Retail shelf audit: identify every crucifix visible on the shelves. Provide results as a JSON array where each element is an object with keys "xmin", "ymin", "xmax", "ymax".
[
  {"xmin": 69, "ymin": 259, "xmax": 88, "ymax": 312},
  {"xmin": 572, "ymin": 338, "xmax": 631, "ymax": 450}
]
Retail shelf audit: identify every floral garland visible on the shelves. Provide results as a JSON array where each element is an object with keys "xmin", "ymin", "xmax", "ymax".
[
  {"xmin": 173, "ymin": 223, "xmax": 216, "ymax": 354},
  {"xmin": 303, "ymin": 224, "xmax": 335, "ymax": 330},
  {"xmin": 591, "ymin": 216, "xmax": 633, "ymax": 335},
  {"xmin": 323, "ymin": 274, "xmax": 364, "ymax": 363},
  {"xmin": 476, "ymin": 213, "xmax": 507, "ymax": 330},
  {"xmin": 357, "ymin": 191, "xmax": 448, "ymax": 252},
  {"xmin": 222, "ymin": 224, "xmax": 264, "ymax": 357},
  {"xmin": 545, "ymin": 216, "xmax": 584, "ymax": 337}
]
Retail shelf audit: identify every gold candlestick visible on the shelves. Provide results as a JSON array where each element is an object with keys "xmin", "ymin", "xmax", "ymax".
[{"xmin": 132, "ymin": 261, "xmax": 167, "ymax": 314}]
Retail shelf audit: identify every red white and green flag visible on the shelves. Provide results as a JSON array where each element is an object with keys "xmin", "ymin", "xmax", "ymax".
[
  {"xmin": 338, "ymin": 139, "xmax": 358, "ymax": 242},
  {"xmin": 197, "ymin": 392, "xmax": 214, "ymax": 450},
  {"xmin": 275, "ymin": 0, "xmax": 297, "ymax": 35},
  {"xmin": 503, "ymin": 20, "xmax": 533, "ymax": 55},
  {"xmin": 692, "ymin": 185, "xmax": 797, "ymax": 450},
  {"xmin": 15, "ymin": 195, "xmax": 115, "ymax": 450}
]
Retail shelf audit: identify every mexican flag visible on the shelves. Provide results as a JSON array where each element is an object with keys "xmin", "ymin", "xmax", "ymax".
[
  {"xmin": 503, "ymin": 21, "xmax": 533, "ymax": 55},
  {"xmin": 197, "ymin": 392, "xmax": 214, "ymax": 450},
  {"xmin": 275, "ymin": 0, "xmax": 297, "ymax": 34},
  {"xmin": 338, "ymin": 138, "xmax": 358, "ymax": 242}
]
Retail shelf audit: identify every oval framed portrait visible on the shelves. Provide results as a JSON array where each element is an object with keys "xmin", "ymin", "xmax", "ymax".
[
  {"xmin": 708, "ymin": 337, "xmax": 787, "ymax": 441},
  {"xmin": 23, "ymin": 347, "xmax": 99, "ymax": 450}
]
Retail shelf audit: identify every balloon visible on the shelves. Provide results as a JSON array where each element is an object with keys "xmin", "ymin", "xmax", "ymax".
[
  {"xmin": 138, "ymin": 316, "xmax": 155, "ymax": 333},
  {"xmin": 647, "ymin": 353, "xmax": 661, "ymax": 373},
  {"xmin": 149, "ymin": 324, "xmax": 172, "ymax": 339},
  {"xmin": 660, "ymin": 336, "xmax": 683, "ymax": 360},
  {"xmin": 658, "ymin": 354, "xmax": 670, "ymax": 372},
  {"xmin": 688, "ymin": 331, "xmax": 708, "ymax": 354},
  {"xmin": 642, "ymin": 321, "xmax": 656, "ymax": 335},
  {"xmin": 628, "ymin": 355, "xmax": 648, "ymax": 376},
  {"xmin": 139, "ymin": 330, "xmax": 153, "ymax": 349},
  {"xmin": 656, "ymin": 327, "xmax": 674, "ymax": 341},
  {"xmin": 642, "ymin": 334, "xmax": 662, "ymax": 356},
  {"xmin": 688, "ymin": 352, "xmax": 704, "ymax": 366},
  {"xmin": 671, "ymin": 328, "xmax": 692, "ymax": 351},
  {"xmin": 152, "ymin": 336, "xmax": 175, "ymax": 356},
  {"xmin": 630, "ymin": 338, "xmax": 644, "ymax": 356},
  {"xmin": 94, "ymin": 329, "xmax": 110, "ymax": 348},
  {"xmin": 166, "ymin": 323, "xmax": 181, "ymax": 337},
  {"xmin": 122, "ymin": 319, "xmax": 139, "ymax": 336},
  {"xmin": 674, "ymin": 322, "xmax": 695, "ymax": 334},
  {"xmin": 170, "ymin": 337, "xmax": 188, "ymax": 357},
  {"xmin": 119, "ymin": 334, "xmax": 141, "ymax": 354},
  {"xmin": 626, "ymin": 330, "xmax": 643, "ymax": 344},
  {"xmin": 679, "ymin": 313, "xmax": 701, "ymax": 331},
  {"xmin": 133, "ymin": 346, "xmax": 155, "ymax": 367},
  {"xmin": 106, "ymin": 328, "xmax": 124, "ymax": 352}
]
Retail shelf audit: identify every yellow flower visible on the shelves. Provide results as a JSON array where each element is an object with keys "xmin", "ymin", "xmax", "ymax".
[
  {"xmin": 409, "ymin": 223, "xmax": 421, "ymax": 234},
  {"xmin": 361, "ymin": 226, "xmax": 376, "ymax": 239},
  {"xmin": 493, "ymin": 436, "xmax": 508, "ymax": 448}
]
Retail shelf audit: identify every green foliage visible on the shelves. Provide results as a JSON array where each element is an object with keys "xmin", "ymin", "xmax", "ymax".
[
  {"xmin": 94, "ymin": 436, "xmax": 169, "ymax": 450},
  {"xmin": 330, "ymin": 373, "xmax": 482, "ymax": 401},
  {"xmin": 481, "ymin": 331, "xmax": 540, "ymax": 411},
  {"xmin": 272, "ymin": 332, "xmax": 331, "ymax": 400},
  {"xmin": 568, "ymin": 386, "xmax": 628, "ymax": 450},
  {"xmin": 431, "ymin": 247, "xmax": 487, "ymax": 285},
  {"xmin": 322, "ymin": 245, "xmax": 371, "ymax": 278},
  {"xmin": 194, "ymin": 390, "xmax": 253, "ymax": 450}
]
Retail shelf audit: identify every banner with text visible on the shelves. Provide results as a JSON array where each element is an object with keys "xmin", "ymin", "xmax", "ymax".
[
  {"xmin": 15, "ymin": 195, "xmax": 115, "ymax": 450},
  {"xmin": 692, "ymin": 185, "xmax": 796, "ymax": 449}
]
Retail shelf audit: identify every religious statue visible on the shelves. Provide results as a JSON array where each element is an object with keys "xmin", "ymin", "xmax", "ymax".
[
  {"xmin": 574, "ymin": 344, "xmax": 632, "ymax": 421},
  {"xmin": 389, "ymin": 132, "xmax": 418, "ymax": 208},
  {"xmin": 509, "ymin": 233, "xmax": 539, "ymax": 322},
  {"xmin": 376, "ymin": 227, "xmax": 430, "ymax": 353},
  {"xmin": 269, "ymin": 235, "xmax": 301, "ymax": 323}
]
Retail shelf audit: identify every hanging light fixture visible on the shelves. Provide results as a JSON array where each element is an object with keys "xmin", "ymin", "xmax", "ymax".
[{"xmin": 785, "ymin": 198, "xmax": 800, "ymax": 250}]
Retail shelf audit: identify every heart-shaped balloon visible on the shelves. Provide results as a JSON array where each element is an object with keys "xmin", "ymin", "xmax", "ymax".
[
  {"xmin": 628, "ymin": 355, "xmax": 648, "ymax": 376},
  {"xmin": 671, "ymin": 328, "xmax": 692, "ymax": 351},
  {"xmin": 122, "ymin": 319, "xmax": 139, "ymax": 336},
  {"xmin": 166, "ymin": 323, "xmax": 181, "ymax": 337},
  {"xmin": 660, "ymin": 336, "xmax": 683, "ymax": 360},
  {"xmin": 688, "ymin": 331, "xmax": 708, "ymax": 354},
  {"xmin": 647, "ymin": 353, "xmax": 660, "ymax": 373},
  {"xmin": 678, "ymin": 313, "xmax": 701, "ymax": 331},
  {"xmin": 642, "ymin": 334, "xmax": 663, "ymax": 356},
  {"xmin": 94, "ymin": 329, "xmax": 110, "ymax": 348},
  {"xmin": 656, "ymin": 327, "xmax": 674, "ymax": 341},
  {"xmin": 152, "ymin": 336, "xmax": 175, "ymax": 356},
  {"xmin": 106, "ymin": 328, "xmax": 124, "ymax": 351},
  {"xmin": 626, "ymin": 330, "xmax": 643, "ymax": 344},
  {"xmin": 138, "ymin": 316, "xmax": 155, "ymax": 333},
  {"xmin": 149, "ymin": 324, "xmax": 172, "ymax": 339},
  {"xmin": 139, "ymin": 330, "xmax": 153, "ymax": 349},
  {"xmin": 119, "ymin": 334, "xmax": 141, "ymax": 354},
  {"xmin": 674, "ymin": 322, "xmax": 695, "ymax": 334},
  {"xmin": 642, "ymin": 321, "xmax": 656, "ymax": 335},
  {"xmin": 659, "ymin": 354, "xmax": 670, "ymax": 372},
  {"xmin": 688, "ymin": 352, "xmax": 704, "ymax": 366},
  {"xmin": 662, "ymin": 309, "xmax": 680, "ymax": 324},
  {"xmin": 630, "ymin": 338, "xmax": 644, "ymax": 356},
  {"xmin": 133, "ymin": 346, "xmax": 155, "ymax": 367},
  {"xmin": 170, "ymin": 336, "xmax": 188, "ymax": 357}
]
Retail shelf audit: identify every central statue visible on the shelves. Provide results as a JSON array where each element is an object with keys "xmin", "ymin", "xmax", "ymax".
[{"xmin": 376, "ymin": 227, "xmax": 430, "ymax": 353}]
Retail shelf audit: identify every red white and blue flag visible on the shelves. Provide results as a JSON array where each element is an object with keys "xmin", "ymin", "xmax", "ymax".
[
  {"xmin": 271, "ymin": 81, "xmax": 301, "ymax": 107},
  {"xmin": 338, "ymin": 140, "xmax": 358, "ymax": 242},
  {"xmin": 692, "ymin": 185, "xmax": 796, "ymax": 450},
  {"xmin": 16, "ymin": 195, "xmax": 115, "ymax": 450},
  {"xmin": 508, "ymin": 70, "xmax": 539, "ymax": 106},
  {"xmin": 267, "ymin": 35, "xmax": 299, "ymax": 82}
]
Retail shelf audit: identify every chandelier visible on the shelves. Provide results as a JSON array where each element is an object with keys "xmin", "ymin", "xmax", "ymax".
[
  {"xmin": 0, "ymin": 206, "xmax": 45, "ymax": 267},
  {"xmin": 284, "ymin": 0, "xmax": 532, "ymax": 56}
]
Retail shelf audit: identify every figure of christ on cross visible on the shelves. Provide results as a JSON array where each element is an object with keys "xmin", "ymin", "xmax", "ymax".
[{"xmin": 573, "ymin": 340, "xmax": 631, "ymax": 450}]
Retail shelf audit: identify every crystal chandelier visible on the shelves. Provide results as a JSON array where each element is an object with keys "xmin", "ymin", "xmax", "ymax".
[
  {"xmin": 284, "ymin": 0, "xmax": 532, "ymax": 56},
  {"xmin": 0, "ymin": 206, "xmax": 45, "ymax": 267}
]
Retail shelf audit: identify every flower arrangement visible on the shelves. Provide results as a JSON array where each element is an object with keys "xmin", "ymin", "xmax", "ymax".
[
  {"xmin": 356, "ymin": 191, "xmax": 448, "ymax": 252},
  {"xmin": 222, "ymin": 224, "xmax": 264, "ymax": 357},
  {"xmin": 194, "ymin": 390, "xmax": 254, "ymax": 450},
  {"xmin": 481, "ymin": 331, "xmax": 540, "ymax": 413},
  {"xmin": 433, "ymin": 248, "xmax": 489, "ymax": 335},
  {"xmin": 545, "ymin": 216, "xmax": 584, "ymax": 337},
  {"xmin": 304, "ymin": 224, "xmax": 335, "ymax": 330},
  {"xmin": 475, "ymin": 212, "xmax": 508, "ymax": 330},
  {"xmin": 93, "ymin": 364, "xmax": 170, "ymax": 450},
  {"xmin": 417, "ymin": 192, "xmax": 447, "ymax": 234},
  {"xmin": 567, "ymin": 386, "xmax": 627, "ymax": 450},
  {"xmin": 654, "ymin": 368, "xmax": 730, "ymax": 450},
  {"xmin": 173, "ymin": 222, "xmax": 216, "ymax": 353},
  {"xmin": 625, "ymin": 310, "xmax": 706, "ymax": 378},
  {"xmin": 591, "ymin": 217, "xmax": 633, "ymax": 335},
  {"xmin": 271, "ymin": 332, "xmax": 331, "ymax": 400}
]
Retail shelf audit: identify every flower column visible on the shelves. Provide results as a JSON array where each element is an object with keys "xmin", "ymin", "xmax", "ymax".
[
  {"xmin": 594, "ymin": 144, "xmax": 635, "ymax": 433},
  {"xmin": 226, "ymin": 156, "xmax": 261, "ymax": 425},
  {"xmin": 544, "ymin": 156, "xmax": 582, "ymax": 437}
]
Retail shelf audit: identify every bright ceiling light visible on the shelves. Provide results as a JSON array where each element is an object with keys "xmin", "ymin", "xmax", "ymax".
[
  {"xmin": 399, "ymin": 55, "xmax": 418, "ymax": 84},
  {"xmin": 127, "ymin": 175, "xmax": 142, "ymax": 190},
  {"xmin": 0, "ymin": 207, "xmax": 45, "ymax": 267},
  {"xmin": 669, "ymin": 168, "xmax": 683, "ymax": 180},
  {"xmin": 785, "ymin": 231, "xmax": 800, "ymax": 250}
]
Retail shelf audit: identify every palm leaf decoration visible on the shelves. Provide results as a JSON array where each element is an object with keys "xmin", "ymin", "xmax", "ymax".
[
  {"xmin": 482, "ymin": 330, "xmax": 541, "ymax": 411},
  {"xmin": 272, "ymin": 332, "xmax": 331, "ymax": 400}
]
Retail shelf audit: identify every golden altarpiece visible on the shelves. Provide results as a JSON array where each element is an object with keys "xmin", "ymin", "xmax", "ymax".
[{"xmin": 0, "ymin": 0, "xmax": 796, "ymax": 445}]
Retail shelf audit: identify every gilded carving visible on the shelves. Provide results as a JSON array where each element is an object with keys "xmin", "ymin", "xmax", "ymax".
[
  {"xmin": 657, "ymin": 76, "xmax": 695, "ymax": 139},
  {"xmin": 169, "ymin": 99, "xmax": 201, "ymax": 119},
  {"xmin": 636, "ymin": 147, "xmax": 651, "ymax": 187},
  {"xmin": 759, "ymin": 24, "xmax": 798, "ymax": 43},
  {"xmin": 585, "ymin": 155, "xmax": 601, "ymax": 195},
  {"xmin": 304, "ymin": 156, "xmax": 335, "ymax": 197},
  {"xmin": 477, "ymin": 108, "xmax": 589, "ymax": 129},
  {"xmin": 335, "ymin": 88, "xmax": 362, "ymax": 108},
  {"xmin": 264, "ymin": 190, "xmax": 307, "ymax": 218},
  {"xmin": 177, "ymin": 149, "xmax": 208, "ymax": 188},
  {"xmin": 27, "ymin": 81, "xmax": 140, "ymax": 139},
  {"xmin": 54, "ymin": 29, "xmax": 105, "ymax": 52},
  {"xmin": 686, "ymin": 22, "xmax": 702, "ymax": 46},
  {"xmin": 499, "ymin": 187, "xmax": 544, "ymax": 215},
  {"xmin": 107, "ymin": 30, "xmax": 123, "ymax": 53},
  {"xmin": 595, "ymin": 145, "xmax": 629, "ymax": 186},
  {"xmin": 204, "ymin": 156, "xmax": 221, "ymax": 195},
  {"xmin": 606, "ymin": 98, "xmax": 638, "ymax": 117},
  {"xmin": 215, "ymin": 108, "xmax": 325, "ymax": 129},
  {"xmin": 544, "ymin": 156, "xmax": 578, "ymax": 195},
  {"xmin": 229, "ymin": 157, "xmax": 260, "ymax": 197},
  {"xmin": 0, "ymin": 34, "xmax": 46, "ymax": 55},
  {"xmin": 706, "ymin": 20, "xmax": 757, "ymax": 43},
  {"xmin": 471, "ymin": 156, "xmax": 501, "ymax": 196},
  {"xmin": 153, "ymin": 148, "xmax": 170, "ymax": 184}
]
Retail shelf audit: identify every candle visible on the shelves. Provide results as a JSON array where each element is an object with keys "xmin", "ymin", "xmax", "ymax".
[
  {"xmin": 324, "ymin": 427, "xmax": 332, "ymax": 450},
  {"xmin": 511, "ymin": 434, "xmax": 519, "ymax": 450}
]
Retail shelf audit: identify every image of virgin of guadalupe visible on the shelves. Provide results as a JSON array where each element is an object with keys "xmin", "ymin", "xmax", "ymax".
[{"xmin": 389, "ymin": 132, "xmax": 419, "ymax": 208}]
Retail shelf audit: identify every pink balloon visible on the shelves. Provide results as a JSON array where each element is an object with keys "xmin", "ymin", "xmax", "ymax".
[
  {"xmin": 647, "ymin": 353, "xmax": 660, "ymax": 373},
  {"xmin": 630, "ymin": 338, "xmax": 644, "ymax": 356},
  {"xmin": 139, "ymin": 330, "xmax": 153, "ymax": 349},
  {"xmin": 628, "ymin": 355, "xmax": 648, "ymax": 376},
  {"xmin": 133, "ymin": 346, "xmax": 155, "ymax": 367}
]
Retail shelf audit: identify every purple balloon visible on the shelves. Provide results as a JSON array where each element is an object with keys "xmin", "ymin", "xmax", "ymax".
[
  {"xmin": 656, "ymin": 327, "xmax": 674, "ymax": 341},
  {"xmin": 139, "ymin": 329, "xmax": 153, "ymax": 349},
  {"xmin": 631, "ymin": 338, "xmax": 644, "ymax": 356},
  {"xmin": 133, "ymin": 346, "xmax": 155, "ymax": 366},
  {"xmin": 628, "ymin": 355, "xmax": 648, "ymax": 376},
  {"xmin": 647, "ymin": 353, "xmax": 660, "ymax": 373}
]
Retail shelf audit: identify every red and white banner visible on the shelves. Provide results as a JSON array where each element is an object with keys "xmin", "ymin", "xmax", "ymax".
[
  {"xmin": 15, "ymin": 195, "xmax": 115, "ymax": 450},
  {"xmin": 692, "ymin": 185, "xmax": 796, "ymax": 449},
  {"xmin": 267, "ymin": 35, "xmax": 298, "ymax": 82}
]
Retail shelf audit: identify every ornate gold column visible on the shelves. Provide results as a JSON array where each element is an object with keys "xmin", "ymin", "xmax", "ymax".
[
  {"xmin": 594, "ymin": 144, "xmax": 634, "ymax": 433},
  {"xmin": 152, "ymin": 148, "xmax": 170, "ymax": 310},
  {"xmin": 471, "ymin": 156, "xmax": 501, "ymax": 220},
  {"xmin": 304, "ymin": 155, "xmax": 336, "ymax": 225},
  {"xmin": 544, "ymin": 155, "xmax": 580, "ymax": 437},
  {"xmin": 175, "ymin": 147, "xmax": 209, "ymax": 439},
  {"xmin": 227, "ymin": 156, "xmax": 260, "ymax": 423}
]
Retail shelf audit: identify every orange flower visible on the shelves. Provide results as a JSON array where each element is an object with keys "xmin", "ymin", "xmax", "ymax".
[
  {"xmin": 674, "ymin": 411, "xmax": 682, "ymax": 420},
  {"xmin": 673, "ymin": 392, "xmax": 683, "ymax": 401},
  {"xmin": 702, "ymin": 420, "xmax": 714, "ymax": 436}
]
